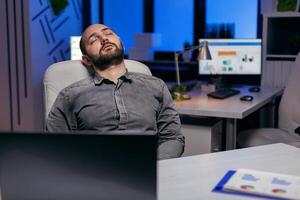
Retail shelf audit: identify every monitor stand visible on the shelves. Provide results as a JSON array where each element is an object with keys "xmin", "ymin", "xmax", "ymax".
[{"xmin": 207, "ymin": 75, "xmax": 231, "ymax": 90}]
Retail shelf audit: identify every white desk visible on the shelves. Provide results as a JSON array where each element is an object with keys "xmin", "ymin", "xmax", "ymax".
[
  {"xmin": 158, "ymin": 143, "xmax": 300, "ymax": 200},
  {"xmin": 175, "ymin": 85, "xmax": 283, "ymax": 150}
]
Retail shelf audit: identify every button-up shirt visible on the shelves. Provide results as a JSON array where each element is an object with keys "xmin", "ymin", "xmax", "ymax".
[{"xmin": 46, "ymin": 72, "xmax": 184, "ymax": 159}]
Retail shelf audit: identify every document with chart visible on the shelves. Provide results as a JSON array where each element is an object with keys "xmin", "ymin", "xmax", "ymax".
[{"xmin": 223, "ymin": 169, "xmax": 300, "ymax": 200}]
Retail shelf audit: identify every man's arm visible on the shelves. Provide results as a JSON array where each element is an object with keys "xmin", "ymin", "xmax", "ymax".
[
  {"xmin": 46, "ymin": 91, "xmax": 74, "ymax": 132},
  {"xmin": 157, "ymin": 80, "xmax": 185, "ymax": 160}
]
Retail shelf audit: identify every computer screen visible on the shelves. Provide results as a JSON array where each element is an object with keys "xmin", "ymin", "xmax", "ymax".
[
  {"xmin": 70, "ymin": 36, "xmax": 82, "ymax": 60},
  {"xmin": 199, "ymin": 39, "xmax": 262, "ymax": 75}
]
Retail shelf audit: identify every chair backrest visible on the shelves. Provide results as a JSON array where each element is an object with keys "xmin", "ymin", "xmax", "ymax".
[
  {"xmin": 43, "ymin": 59, "xmax": 152, "ymax": 119},
  {"xmin": 278, "ymin": 52, "xmax": 300, "ymax": 134}
]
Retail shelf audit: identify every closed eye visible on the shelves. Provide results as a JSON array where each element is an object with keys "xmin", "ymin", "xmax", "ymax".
[{"xmin": 88, "ymin": 37, "xmax": 97, "ymax": 45}]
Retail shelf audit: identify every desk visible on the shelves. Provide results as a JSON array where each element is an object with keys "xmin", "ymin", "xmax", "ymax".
[
  {"xmin": 175, "ymin": 85, "xmax": 283, "ymax": 150},
  {"xmin": 158, "ymin": 143, "xmax": 300, "ymax": 200}
]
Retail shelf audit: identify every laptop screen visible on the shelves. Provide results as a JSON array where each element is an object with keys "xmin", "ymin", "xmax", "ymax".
[{"xmin": 0, "ymin": 132, "xmax": 157, "ymax": 200}]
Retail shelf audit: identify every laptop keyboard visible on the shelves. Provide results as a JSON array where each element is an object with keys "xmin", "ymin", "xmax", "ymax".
[{"xmin": 207, "ymin": 88, "xmax": 240, "ymax": 99}]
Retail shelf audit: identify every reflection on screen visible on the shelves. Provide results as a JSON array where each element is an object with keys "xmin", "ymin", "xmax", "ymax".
[{"xmin": 199, "ymin": 39, "xmax": 261, "ymax": 75}]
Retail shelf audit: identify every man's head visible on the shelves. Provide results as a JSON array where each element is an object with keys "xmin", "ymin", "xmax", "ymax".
[{"xmin": 80, "ymin": 24, "xmax": 124, "ymax": 70}]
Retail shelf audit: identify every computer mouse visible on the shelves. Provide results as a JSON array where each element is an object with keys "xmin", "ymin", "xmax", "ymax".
[
  {"xmin": 240, "ymin": 95, "xmax": 253, "ymax": 102},
  {"xmin": 249, "ymin": 86, "xmax": 260, "ymax": 92}
]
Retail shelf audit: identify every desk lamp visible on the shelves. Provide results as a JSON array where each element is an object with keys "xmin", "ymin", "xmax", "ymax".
[{"xmin": 173, "ymin": 41, "xmax": 212, "ymax": 100}]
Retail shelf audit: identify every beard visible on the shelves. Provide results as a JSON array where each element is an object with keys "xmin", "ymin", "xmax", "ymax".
[{"xmin": 88, "ymin": 42, "xmax": 125, "ymax": 70}]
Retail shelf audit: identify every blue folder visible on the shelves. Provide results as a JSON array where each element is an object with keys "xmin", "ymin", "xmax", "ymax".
[{"xmin": 212, "ymin": 170, "xmax": 289, "ymax": 200}]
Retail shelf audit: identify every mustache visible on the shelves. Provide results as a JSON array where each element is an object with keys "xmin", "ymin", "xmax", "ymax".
[{"xmin": 100, "ymin": 42, "xmax": 118, "ymax": 52}]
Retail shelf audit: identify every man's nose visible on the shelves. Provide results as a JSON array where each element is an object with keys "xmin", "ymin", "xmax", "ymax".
[{"xmin": 100, "ymin": 36, "xmax": 109, "ymax": 45}]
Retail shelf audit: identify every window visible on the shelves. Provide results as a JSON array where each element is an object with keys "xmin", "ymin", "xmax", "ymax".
[
  {"xmin": 206, "ymin": 0, "xmax": 258, "ymax": 38},
  {"xmin": 154, "ymin": 0, "xmax": 194, "ymax": 51},
  {"xmin": 103, "ymin": 0, "xmax": 143, "ymax": 54},
  {"xmin": 91, "ymin": 0, "xmax": 100, "ymax": 24}
]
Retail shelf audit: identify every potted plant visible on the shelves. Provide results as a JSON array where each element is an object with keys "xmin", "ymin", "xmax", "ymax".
[{"xmin": 277, "ymin": 0, "xmax": 299, "ymax": 11}]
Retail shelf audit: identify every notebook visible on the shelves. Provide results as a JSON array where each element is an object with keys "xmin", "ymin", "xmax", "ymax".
[{"xmin": 213, "ymin": 168, "xmax": 300, "ymax": 200}]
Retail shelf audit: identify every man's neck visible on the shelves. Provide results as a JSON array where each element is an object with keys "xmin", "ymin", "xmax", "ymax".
[{"xmin": 94, "ymin": 60, "xmax": 126, "ymax": 84}]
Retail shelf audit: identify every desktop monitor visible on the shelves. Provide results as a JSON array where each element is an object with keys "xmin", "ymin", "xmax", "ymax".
[
  {"xmin": 0, "ymin": 132, "xmax": 157, "ymax": 200},
  {"xmin": 199, "ymin": 39, "xmax": 262, "ymax": 75},
  {"xmin": 70, "ymin": 36, "xmax": 82, "ymax": 60}
]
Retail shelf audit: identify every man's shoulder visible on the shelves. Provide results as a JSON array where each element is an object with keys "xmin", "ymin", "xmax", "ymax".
[
  {"xmin": 129, "ymin": 72, "xmax": 169, "ymax": 95},
  {"xmin": 129, "ymin": 72, "xmax": 163, "ymax": 84},
  {"xmin": 60, "ymin": 76, "xmax": 94, "ymax": 93}
]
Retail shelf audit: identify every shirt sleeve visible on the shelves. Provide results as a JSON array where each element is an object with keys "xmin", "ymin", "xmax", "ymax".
[
  {"xmin": 45, "ymin": 90, "xmax": 75, "ymax": 132},
  {"xmin": 157, "ymin": 80, "xmax": 185, "ymax": 160}
]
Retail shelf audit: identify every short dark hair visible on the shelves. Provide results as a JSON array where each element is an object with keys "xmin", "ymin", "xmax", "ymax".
[{"xmin": 79, "ymin": 37, "xmax": 87, "ymax": 55}]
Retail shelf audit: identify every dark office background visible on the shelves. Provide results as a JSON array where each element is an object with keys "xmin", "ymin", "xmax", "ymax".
[
  {"xmin": 85, "ymin": 0, "xmax": 259, "ymax": 53},
  {"xmin": 84, "ymin": 0, "xmax": 261, "ymax": 85},
  {"xmin": 1, "ymin": 0, "xmax": 261, "ymax": 131}
]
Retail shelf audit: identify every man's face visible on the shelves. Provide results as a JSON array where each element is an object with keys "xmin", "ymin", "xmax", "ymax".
[{"xmin": 82, "ymin": 24, "xmax": 124, "ymax": 69}]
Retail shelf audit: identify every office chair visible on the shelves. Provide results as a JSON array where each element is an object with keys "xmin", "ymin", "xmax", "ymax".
[
  {"xmin": 237, "ymin": 52, "xmax": 300, "ymax": 148},
  {"xmin": 43, "ymin": 59, "xmax": 152, "ymax": 119}
]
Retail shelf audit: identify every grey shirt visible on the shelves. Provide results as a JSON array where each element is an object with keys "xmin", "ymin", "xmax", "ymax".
[{"xmin": 46, "ymin": 72, "xmax": 184, "ymax": 159}]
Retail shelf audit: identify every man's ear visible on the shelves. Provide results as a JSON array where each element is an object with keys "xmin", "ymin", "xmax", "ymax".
[{"xmin": 81, "ymin": 55, "xmax": 92, "ymax": 67}]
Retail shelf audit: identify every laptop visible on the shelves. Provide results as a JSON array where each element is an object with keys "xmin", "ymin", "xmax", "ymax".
[{"xmin": 0, "ymin": 132, "xmax": 157, "ymax": 200}]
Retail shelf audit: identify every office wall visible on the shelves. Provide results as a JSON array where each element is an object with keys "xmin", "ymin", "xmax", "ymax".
[
  {"xmin": 260, "ymin": 0, "xmax": 295, "ymax": 88},
  {"xmin": 0, "ymin": 0, "xmax": 11, "ymax": 131},
  {"xmin": 30, "ymin": 0, "xmax": 82, "ymax": 130},
  {"xmin": 0, "ymin": 0, "xmax": 82, "ymax": 131},
  {"xmin": 0, "ymin": 0, "xmax": 33, "ymax": 132}
]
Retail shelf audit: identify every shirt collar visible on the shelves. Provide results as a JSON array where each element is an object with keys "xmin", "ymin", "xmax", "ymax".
[
  {"xmin": 93, "ymin": 73, "xmax": 105, "ymax": 85},
  {"xmin": 93, "ymin": 70, "xmax": 133, "ymax": 86},
  {"xmin": 123, "ymin": 69, "xmax": 134, "ymax": 80}
]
